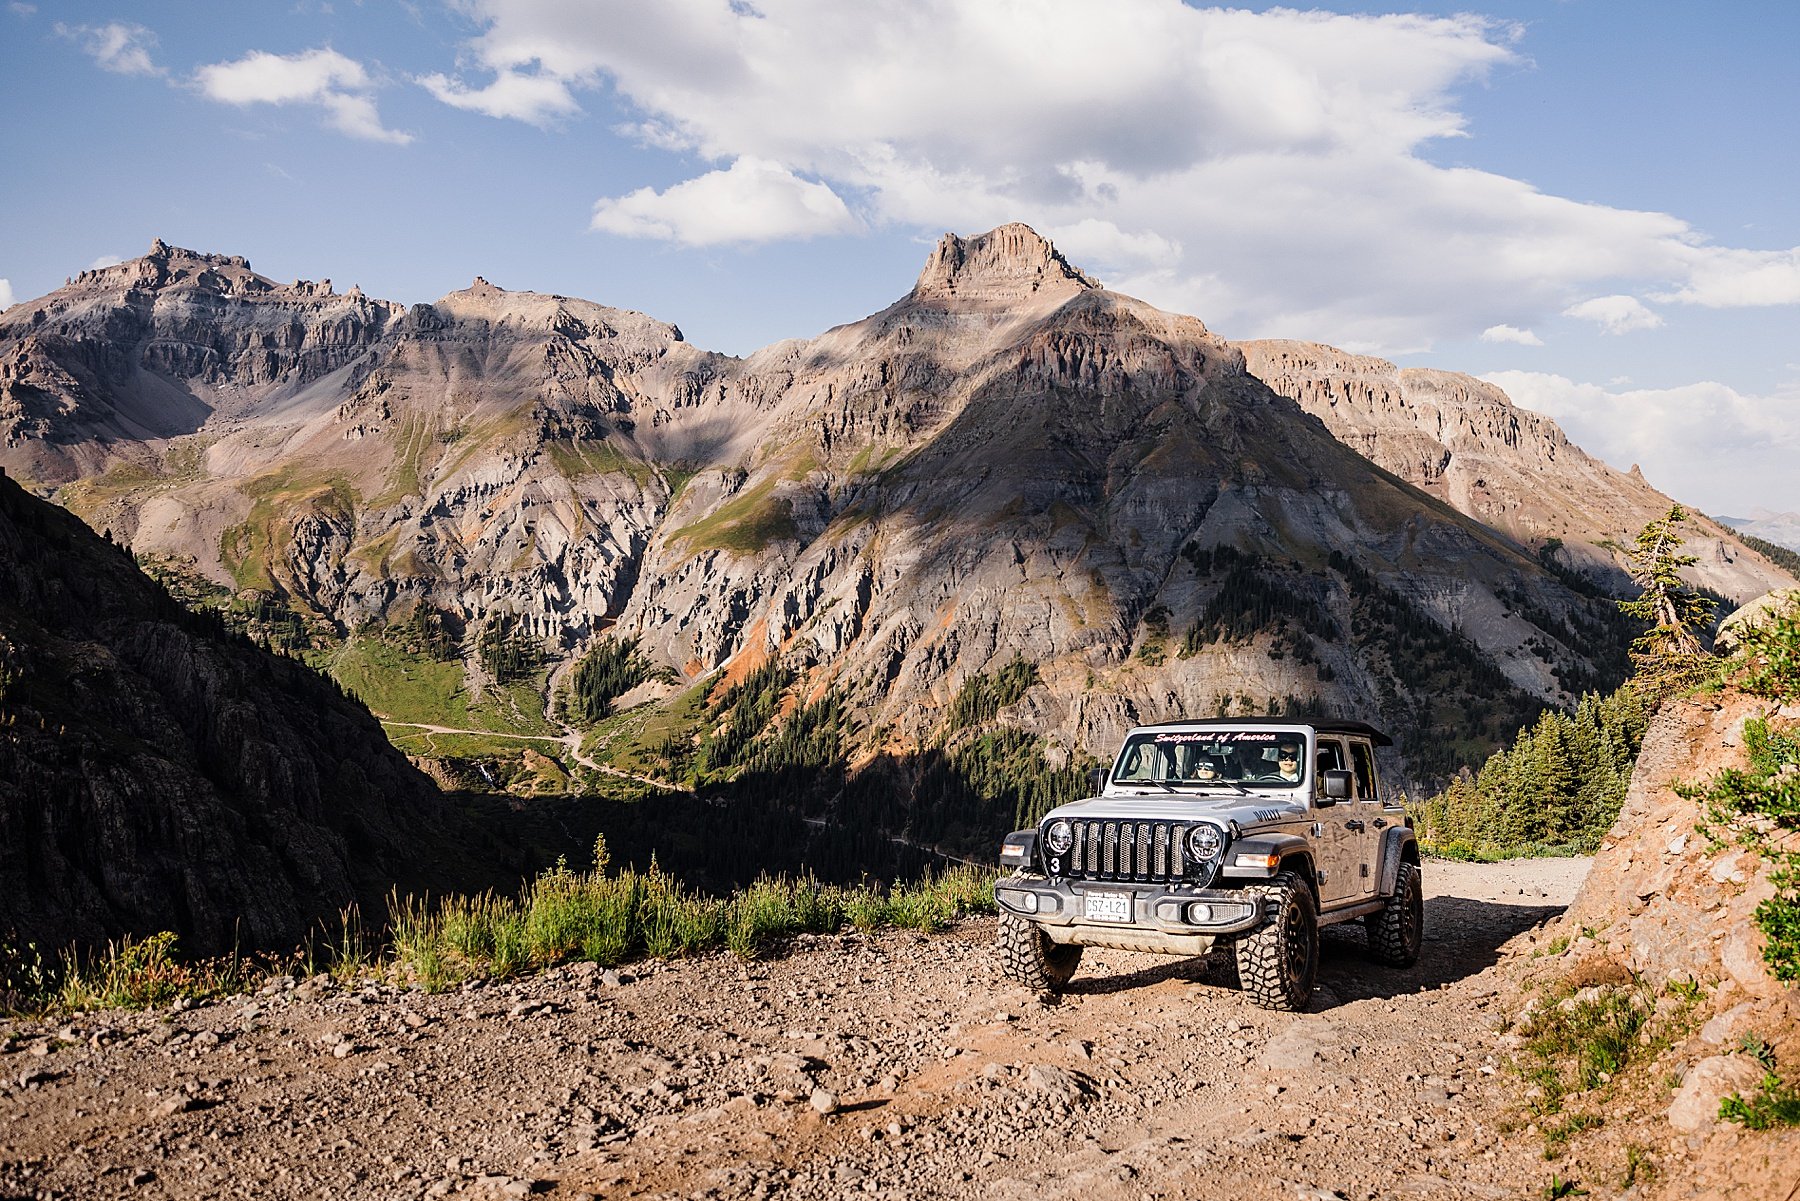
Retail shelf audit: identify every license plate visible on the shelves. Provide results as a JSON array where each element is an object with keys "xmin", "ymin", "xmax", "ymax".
[{"xmin": 1083, "ymin": 890, "xmax": 1132, "ymax": 923}]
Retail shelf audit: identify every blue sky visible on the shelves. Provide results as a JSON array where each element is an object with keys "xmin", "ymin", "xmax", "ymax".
[{"xmin": 2, "ymin": 0, "xmax": 1796, "ymax": 517}]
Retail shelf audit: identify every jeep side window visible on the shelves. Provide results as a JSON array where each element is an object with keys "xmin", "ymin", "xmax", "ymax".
[
  {"xmin": 1349, "ymin": 741, "xmax": 1378, "ymax": 802},
  {"xmin": 1314, "ymin": 737, "xmax": 1346, "ymax": 799}
]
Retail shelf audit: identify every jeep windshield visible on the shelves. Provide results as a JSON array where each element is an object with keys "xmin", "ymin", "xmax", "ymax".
[{"xmin": 1111, "ymin": 729, "xmax": 1307, "ymax": 789}]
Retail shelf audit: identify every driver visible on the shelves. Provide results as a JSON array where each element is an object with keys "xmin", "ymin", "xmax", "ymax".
[{"xmin": 1261, "ymin": 744, "xmax": 1303, "ymax": 783}]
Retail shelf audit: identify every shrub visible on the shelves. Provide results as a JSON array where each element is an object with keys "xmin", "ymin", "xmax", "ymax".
[
  {"xmin": 1736, "ymin": 594, "xmax": 1800, "ymax": 702},
  {"xmin": 1688, "ymin": 716, "xmax": 1800, "ymax": 981},
  {"xmin": 58, "ymin": 932, "xmax": 199, "ymax": 1011},
  {"xmin": 1511, "ymin": 980, "xmax": 1655, "ymax": 1116}
]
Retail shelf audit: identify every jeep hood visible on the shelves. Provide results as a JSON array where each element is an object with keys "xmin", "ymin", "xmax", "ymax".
[{"xmin": 1040, "ymin": 793, "xmax": 1309, "ymax": 826}]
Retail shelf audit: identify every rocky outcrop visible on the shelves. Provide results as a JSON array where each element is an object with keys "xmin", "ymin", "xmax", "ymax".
[
  {"xmin": 0, "ymin": 467, "xmax": 479, "ymax": 954},
  {"xmin": 1237, "ymin": 339, "xmax": 1789, "ymax": 600},
  {"xmin": 1543, "ymin": 693, "xmax": 1798, "ymax": 1009},
  {"xmin": 1509, "ymin": 691, "xmax": 1799, "ymax": 1163}
]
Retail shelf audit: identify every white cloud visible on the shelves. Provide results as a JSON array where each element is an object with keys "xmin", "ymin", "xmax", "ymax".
[
  {"xmin": 0, "ymin": 279, "xmax": 14, "ymax": 311},
  {"xmin": 418, "ymin": 68, "xmax": 579, "ymax": 126},
  {"xmin": 87, "ymin": 255, "xmax": 123, "ymax": 270},
  {"xmin": 1043, "ymin": 217, "xmax": 1178, "ymax": 279},
  {"xmin": 1563, "ymin": 294, "xmax": 1663, "ymax": 335},
  {"xmin": 195, "ymin": 48, "xmax": 412, "ymax": 144},
  {"xmin": 57, "ymin": 20, "xmax": 162, "ymax": 76},
  {"xmin": 591, "ymin": 156, "xmax": 860, "ymax": 246},
  {"xmin": 1487, "ymin": 370, "xmax": 1800, "ymax": 515},
  {"xmin": 10, "ymin": 4, "xmax": 38, "ymax": 17},
  {"xmin": 1480, "ymin": 324, "xmax": 1543, "ymax": 346},
  {"xmin": 1655, "ymin": 246, "xmax": 1800, "ymax": 308},
  {"xmin": 430, "ymin": 0, "xmax": 1800, "ymax": 350}
]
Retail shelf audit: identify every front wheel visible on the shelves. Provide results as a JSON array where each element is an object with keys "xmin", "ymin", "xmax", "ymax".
[
  {"xmin": 996, "ymin": 915, "xmax": 1083, "ymax": 993},
  {"xmin": 1366, "ymin": 859, "xmax": 1423, "ymax": 967},
  {"xmin": 1235, "ymin": 870, "xmax": 1319, "ymax": 1011}
]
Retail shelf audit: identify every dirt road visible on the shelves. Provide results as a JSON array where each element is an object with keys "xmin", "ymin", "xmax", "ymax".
[{"xmin": 1, "ymin": 859, "xmax": 1589, "ymax": 1200}]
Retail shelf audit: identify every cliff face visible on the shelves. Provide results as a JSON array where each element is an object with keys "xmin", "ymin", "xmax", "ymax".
[
  {"xmin": 1, "ymin": 226, "xmax": 1785, "ymax": 779},
  {"xmin": 1237, "ymin": 340, "xmax": 1782, "ymax": 599},
  {"xmin": 0, "ymin": 468, "xmax": 472, "ymax": 954}
]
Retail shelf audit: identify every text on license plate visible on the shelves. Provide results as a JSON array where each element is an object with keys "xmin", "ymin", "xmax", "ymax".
[{"xmin": 1083, "ymin": 890, "xmax": 1132, "ymax": 923}]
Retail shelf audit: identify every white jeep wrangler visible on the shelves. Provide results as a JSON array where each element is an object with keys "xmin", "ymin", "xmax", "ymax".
[{"xmin": 994, "ymin": 718, "xmax": 1423, "ymax": 1011}]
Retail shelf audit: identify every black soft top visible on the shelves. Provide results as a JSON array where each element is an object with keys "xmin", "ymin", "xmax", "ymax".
[{"xmin": 1137, "ymin": 715, "xmax": 1393, "ymax": 747}]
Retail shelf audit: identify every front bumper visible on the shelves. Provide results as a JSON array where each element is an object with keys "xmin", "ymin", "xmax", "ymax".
[{"xmin": 994, "ymin": 875, "xmax": 1266, "ymax": 950}]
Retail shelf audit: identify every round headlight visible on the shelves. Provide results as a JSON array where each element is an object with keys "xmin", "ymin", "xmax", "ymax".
[
  {"xmin": 1186, "ymin": 823, "xmax": 1224, "ymax": 862},
  {"xmin": 1045, "ymin": 820, "xmax": 1073, "ymax": 854}
]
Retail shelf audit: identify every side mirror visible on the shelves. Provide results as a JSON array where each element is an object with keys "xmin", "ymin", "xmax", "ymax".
[
  {"xmin": 1318, "ymin": 769, "xmax": 1353, "ymax": 805},
  {"xmin": 1088, "ymin": 767, "xmax": 1108, "ymax": 794}
]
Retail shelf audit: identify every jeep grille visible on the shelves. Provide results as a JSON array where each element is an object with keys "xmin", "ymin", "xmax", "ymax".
[{"xmin": 1064, "ymin": 820, "xmax": 1199, "ymax": 883}]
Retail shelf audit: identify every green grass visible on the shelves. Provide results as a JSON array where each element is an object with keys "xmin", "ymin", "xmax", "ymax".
[
  {"xmin": 389, "ymin": 847, "xmax": 999, "ymax": 990},
  {"xmin": 584, "ymin": 682, "xmax": 711, "ymax": 782},
  {"xmin": 220, "ymin": 465, "xmax": 360, "ymax": 592},
  {"xmin": 1719, "ymin": 1037, "xmax": 1800, "ymax": 1129},
  {"xmin": 1506, "ymin": 973, "xmax": 1702, "ymax": 1158},
  {"xmin": 1515, "ymin": 983, "xmax": 1652, "ymax": 1113},
  {"xmin": 379, "ymin": 726, "xmax": 563, "ymax": 760},
  {"xmin": 1422, "ymin": 839, "xmax": 1596, "ymax": 863},
  {"xmin": 326, "ymin": 635, "xmax": 557, "ymax": 736},
  {"xmin": 6, "ymin": 852, "xmax": 1002, "ymax": 1014},
  {"xmin": 55, "ymin": 439, "xmax": 211, "ymax": 525},
  {"xmin": 668, "ymin": 476, "xmax": 798, "ymax": 555},
  {"xmin": 15, "ymin": 920, "xmax": 370, "ymax": 1016},
  {"xmin": 547, "ymin": 438, "xmax": 654, "ymax": 486},
  {"xmin": 372, "ymin": 415, "xmax": 433, "ymax": 507},
  {"xmin": 346, "ymin": 526, "xmax": 401, "ymax": 578}
]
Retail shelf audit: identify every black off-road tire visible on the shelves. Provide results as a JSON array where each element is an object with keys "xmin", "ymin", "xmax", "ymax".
[
  {"xmin": 1366, "ymin": 858, "xmax": 1424, "ymax": 967},
  {"xmin": 1208, "ymin": 939, "xmax": 1241, "ymax": 989},
  {"xmin": 996, "ymin": 914, "xmax": 1083, "ymax": 993},
  {"xmin": 1234, "ymin": 870, "xmax": 1319, "ymax": 1011}
]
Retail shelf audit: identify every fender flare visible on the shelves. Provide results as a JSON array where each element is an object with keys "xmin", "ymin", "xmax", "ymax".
[
  {"xmin": 1377, "ymin": 826, "xmax": 1419, "ymax": 896},
  {"xmin": 1222, "ymin": 832, "xmax": 1313, "ymax": 882}
]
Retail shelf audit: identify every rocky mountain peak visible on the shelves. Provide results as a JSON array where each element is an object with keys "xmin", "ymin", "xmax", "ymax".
[
  {"xmin": 910, "ymin": 222, "xmax": 1098, "ymax": 305},
  {"xmin": 56, "ymin": 238, "xmax": 267, "ymax": 298}
]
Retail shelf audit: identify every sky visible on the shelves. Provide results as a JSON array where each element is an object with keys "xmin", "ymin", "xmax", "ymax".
[{"xmin": 1, "ymin": 0, "xmax": 1796, "ymax": 517}]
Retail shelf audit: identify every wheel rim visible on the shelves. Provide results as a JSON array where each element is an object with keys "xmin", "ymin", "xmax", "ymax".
[
  {"xmin": 1404, "ymin": 875, "xmax": 1423, "ymax": 954},
  {"xmin": 1285, "ymin": 900, "xmax": 1316, "ymax": 987}
]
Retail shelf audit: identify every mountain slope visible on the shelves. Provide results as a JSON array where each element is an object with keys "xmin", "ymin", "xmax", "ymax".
[
  {"xmin": 0, "ymin": 466, "xmax": 477, "ymax": 954},
  {"xmin": 1237, "ymin": 340, "xmax": 1784, "ymax": 597},
  {"xmin": 2, "ymin": 226, "xmax": 1779, "ymax": 793}
]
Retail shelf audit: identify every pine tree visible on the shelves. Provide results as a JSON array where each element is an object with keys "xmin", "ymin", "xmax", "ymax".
[{"xmin": 1617, "ymin": 504, "xmax": 1717, "ymax": 700}]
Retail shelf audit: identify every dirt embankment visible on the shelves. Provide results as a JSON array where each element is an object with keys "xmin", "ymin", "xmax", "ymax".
[
  {"xmin": 5, "ymin": 859, "xmax": 1613, "ymax": 1201},
  {"xmin": 1501, "ymin": 693, "xmax": 1800, "ymax": 1201}
]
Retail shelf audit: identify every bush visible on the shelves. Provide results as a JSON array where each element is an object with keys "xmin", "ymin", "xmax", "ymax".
[
  {"xmin": 1736, "ymin": 595, "xmax": 1800, "ymax": 703},
  {"xmin": 58, "ymin": 932, "xmax": 201, "ymax": 1011}
]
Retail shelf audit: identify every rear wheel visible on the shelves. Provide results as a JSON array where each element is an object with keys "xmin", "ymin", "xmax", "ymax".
[
  {"xmin": 1366, "ymin": 859, "xmax": 1423, "ymax": 967},
  {"xmin": 1235, "ymin": 870, "xmax": 1319, "ymax": 1011},
  {"xmin": 996, "ymin": 915, "xmax": 1083, "ymax": 993}
]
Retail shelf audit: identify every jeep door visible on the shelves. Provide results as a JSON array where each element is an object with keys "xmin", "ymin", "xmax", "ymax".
[
  {"xmin": 1312, "ymin": 736, "xmax": 1363, "ymax": 907},
  {"xmin": 1348, "ymin": 738, "xmax": 1383, "ymax": 896}
]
